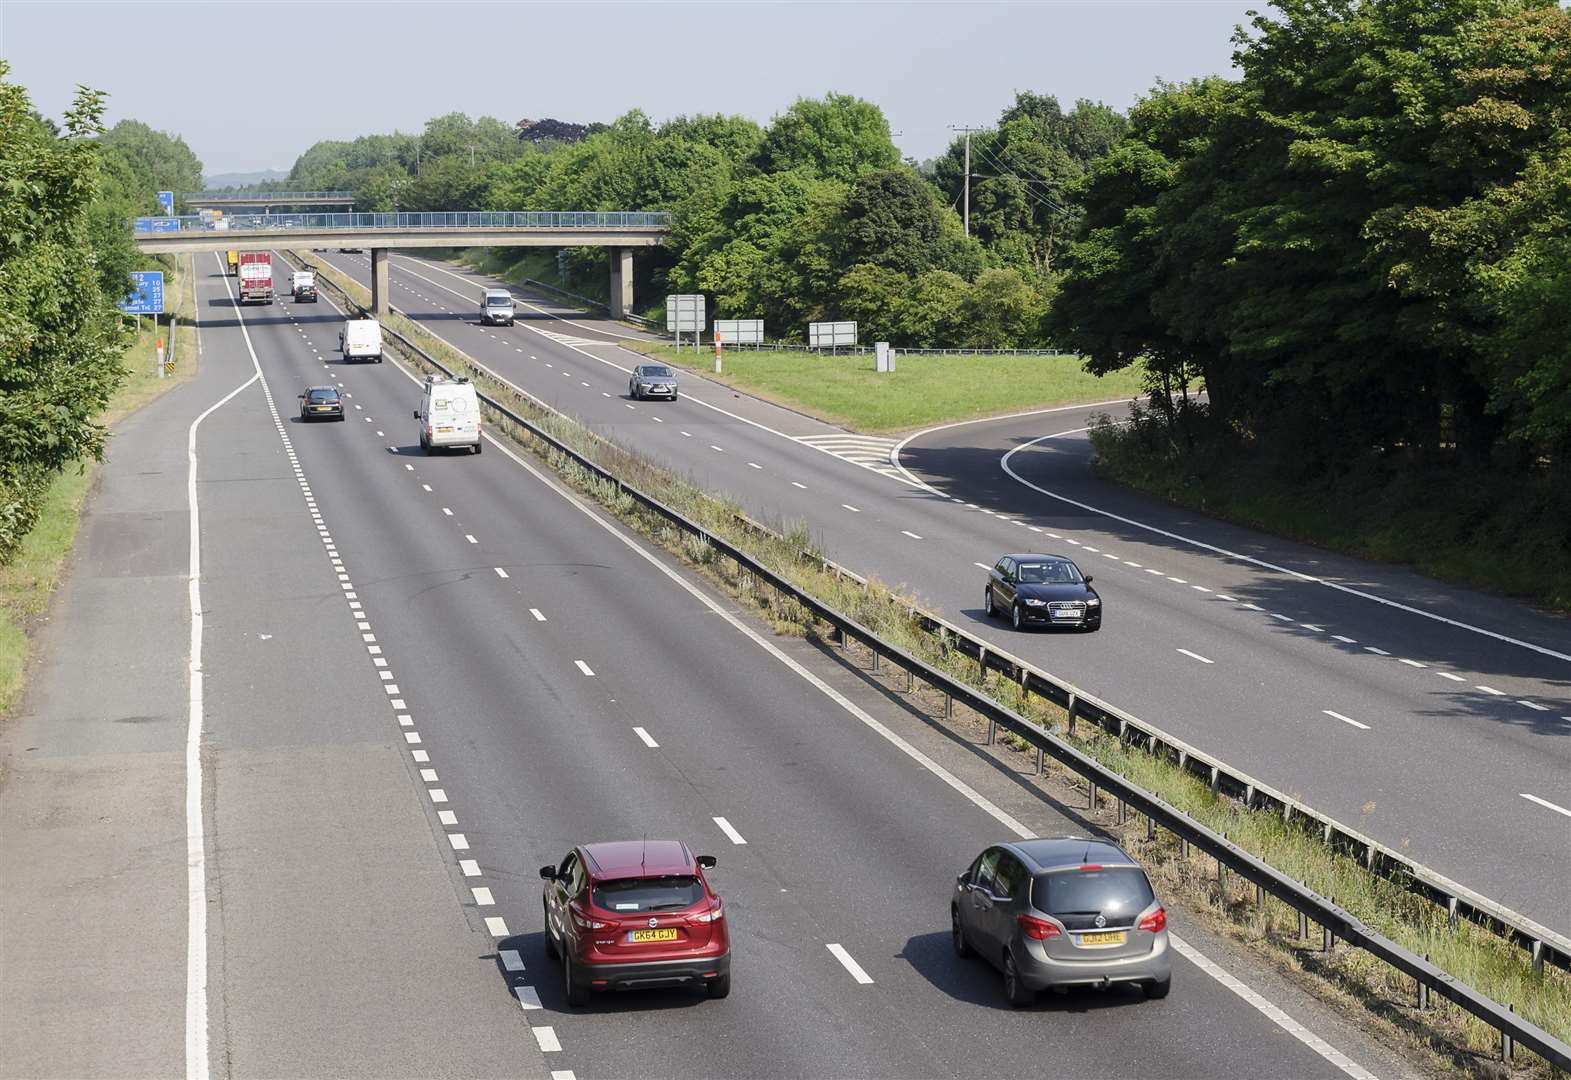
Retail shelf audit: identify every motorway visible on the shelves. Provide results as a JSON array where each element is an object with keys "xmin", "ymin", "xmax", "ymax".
[
  {"xmin": 309, "ymin": 248, "xmax": 1571, "ymax": 936},
  {"xmin": 0, "ymin": 251, "xmax": 1413, "ymax": 1078}
]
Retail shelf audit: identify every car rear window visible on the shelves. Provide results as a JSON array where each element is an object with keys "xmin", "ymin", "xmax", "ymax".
[
  {"xmin": 1033, "ymin": 867, "xmax": 1153, "ymax": 923},
  {"xmin": 592, "ymin": 875, "xmax": 704, "ymax": 913},
  {"xmin": 307, "ymin": 389, "xmax": 338, "ymax": 402}
]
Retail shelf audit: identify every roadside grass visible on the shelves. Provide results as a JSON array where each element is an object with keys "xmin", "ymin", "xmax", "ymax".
[
  {"xmin": 1091, "ymin": 417, "xmax": 1571, "ymax": 614},
  {"xmin": 302, "ymin": 251, "xmax": 1569, "ymax": 1074},
  {"xmin": 628, "ymin": 342, "xmax": 1145, "ymax": 434},
  {"xmin": 457, "ymin": 249, "xmax": 608, "ymax": 306},
  {"xmin": 0, "ymin": 256, "xmax": 197, "ymax": 718}
]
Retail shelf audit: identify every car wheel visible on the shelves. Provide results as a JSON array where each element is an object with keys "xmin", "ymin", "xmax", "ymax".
[
  {"xmin": 706, "ymin": 973, "xmax": 731, "ymax": 999},
  {"xmin": 1143, "ymin": 975, "xmax": 1171, "ymax": 999},
  {"xmin": 1011, "ymin": 603, "xmax": 1023, "ymax": 631},
  {"xmin": 543, "ymin": 902, "xmax": 560, "ymax": 963},
  {"xmin": 984, "ymin": 586, "xmax": 995, "ymax": 618},
  {"xmin": 1085, "ymin": 619, "xmax": 1102, "ymax": 633},
  {"xmin": 564, "ymin": 954, "xmax": 591, "ymax": 1007},
  {"xmin": 471, "ymin": 441, "xmax": 481, "ymax": 456},
  {"xmin": 375, "ymin": 356, "xmax": 382, "ymax": 364},
  {"xmin": 952, "ymin": 906, "xmax": 973, "ymax": 959},
  {"xmin": 1003, "ymin": 950, "xmax": 1034, "ymax": 1007}
]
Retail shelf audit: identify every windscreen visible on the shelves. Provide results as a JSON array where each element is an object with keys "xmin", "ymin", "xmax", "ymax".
[
  {"xmin": 591, "ymin": 875, "xmax": 704, "ymax": 913},
  {"xmin": 485, "ymin": 293, "xmax": 511, "ymax": 306},
  {"xmin": 1033, "ymin": 867, "xmax": 1153, "ymax": 925},
  {"xmin": 641, "ymin": 366, "xmax": 674, "ymax": 379},
  {"xmin": 1017, "ymin": 561, "xmax": 1081, "ymax": 585}
]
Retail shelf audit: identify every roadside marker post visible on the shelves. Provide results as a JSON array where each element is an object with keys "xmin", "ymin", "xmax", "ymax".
[
  {"xmin": 714, "ymin": 331, "xmax": 722, "ymax": 374},
  {"xmin": 157, "ymin": 337, "xmax": 165, "ymax": 378}
]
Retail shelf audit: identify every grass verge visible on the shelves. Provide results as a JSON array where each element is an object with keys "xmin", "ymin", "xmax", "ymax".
[
  {"xmin": 303, "ymin": 250, "xmax": 1568, "ymax": 1076},
  {"xmin": 0, "ymin": 256, "xmax": 198, "ymax": 718},
  {"xmin": 628, "ymin": 342, "xmax": 1145, "ymax": 434},
  {"xmin": 1089, "ymin": 412, "xmax": 1571, "ymax": 614}
]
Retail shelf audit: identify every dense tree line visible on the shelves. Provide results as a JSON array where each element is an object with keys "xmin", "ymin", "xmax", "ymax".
[
  {"xmin": 1047, "ymin": 0, "xmax": 1569, "ymax": 600},
  {"xmin": 0, "ymin": 64, "xmax": 168, "ymax": 560},
  {"xmin": 283, "ymin": 92, "xmax": 1119, "ymax": 346}
]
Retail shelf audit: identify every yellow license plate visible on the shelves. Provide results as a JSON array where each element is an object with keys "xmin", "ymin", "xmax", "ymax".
[
  {"xmin": 628, "ymin": 928, "xmax": 678, "ymax": 943},
  {"xmin": 1078, "ymin": 931, "xmax": 1126, "ymax": 946},
  {"xmin": 436, "ymin": 426, "xmax": 452, "ymax": 433}
]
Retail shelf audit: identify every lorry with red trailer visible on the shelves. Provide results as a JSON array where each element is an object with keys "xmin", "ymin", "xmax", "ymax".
[{"xmin": 237, "ymin": 252, "xmax": 273, "ymax": 304}]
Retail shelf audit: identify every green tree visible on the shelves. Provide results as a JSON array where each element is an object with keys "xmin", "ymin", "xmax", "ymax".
[
  {"xmin": 98, "ymin": 119, "xmax": 203, "ymax": 207},
  {"xmin": 833, "ymin": 168, "xmax": 978, "ymax": 277},
  {"xmin": 753, "ymin": 94, "xmax": 899, "ymax": 182},
  {"xmin": 0, "ymin": 64, "xmax": 128, "ymax": 560}
]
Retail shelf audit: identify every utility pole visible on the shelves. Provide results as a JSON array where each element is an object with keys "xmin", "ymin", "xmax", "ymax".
[{"xmin": 949, "ymin": 125, "xmax": 983, "ymax": 238}]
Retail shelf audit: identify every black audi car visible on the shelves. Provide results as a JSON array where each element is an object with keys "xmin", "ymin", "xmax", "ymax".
[
  {"xmin": 298, "ymin": 385, "xmax": 344, "ymax": 422},
  {"xmin": 983, "ymin": 554, "xmax": 1101, "ymax": 631}
]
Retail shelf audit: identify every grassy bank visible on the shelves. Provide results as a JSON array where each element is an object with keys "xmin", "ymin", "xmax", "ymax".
[
  {"xmin": 458, "ymin": 249, "xmax": 609, "ymax": 306},
  {"xmin": 301, "ymin": 250, "xmax": 1567, "ymax": 1074},
  {"xmin": 0, "ymin": 256, "xmax": 197, "ymax": 717},
  {"xmin": 1089, "ymin": 415, "xmax": 1571, "ymax": 614},
  {"xmin": 629, "ymin": 342, "xmax": 1144, "ymax": 434}
]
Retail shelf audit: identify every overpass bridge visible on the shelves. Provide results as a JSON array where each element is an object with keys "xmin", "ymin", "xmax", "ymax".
[
  {"xmin": 136, "ymin": 211, "xmax": 669, "ymax": 318},
  {"xmin": 184, "ymin": 190, "xmax": 356, "ymax": 212}
]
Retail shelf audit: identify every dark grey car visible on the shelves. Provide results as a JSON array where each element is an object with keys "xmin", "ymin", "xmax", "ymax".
[
  {"xmin": 953, "ymin": 837, "xmax": 1170, "ymax": 1005},
  {"xmin": 629, "ymin": 364, "xmax": 679, "ymax": 400},
  {"xmin": 984, "ymin": 554, "xmax": 1101, "ymax": 631}
]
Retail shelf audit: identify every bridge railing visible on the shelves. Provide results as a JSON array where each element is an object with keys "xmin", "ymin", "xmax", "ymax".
[
  {"xmin": 182, "ymin": 190, "xmax": 355, "ymax": 202},
  {"xmin": 135, "ymin": 210, "xmax": 671, "ymax": 235}
]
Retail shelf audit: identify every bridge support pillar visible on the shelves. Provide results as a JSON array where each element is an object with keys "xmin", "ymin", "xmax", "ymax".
[
  {"xmin": 609, "ymin": 247, "xmax": 633, "ymax": 320},
  {"xmin": 371, "ymin": 248, "xmax": 390, "ymax": 316}
]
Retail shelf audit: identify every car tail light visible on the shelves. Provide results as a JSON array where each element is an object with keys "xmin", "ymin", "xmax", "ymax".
[
  {"xmin": 1138, "ymin": 907, "xmax": 1167, "ymax": 934},
  {"xmin": 568, "ymin": 904, "xmax": 606, "ymax": 931},
  {"xmin": 691, "ymin": 900, "xmax": 724, "ymax": 924},
  {"xmin": 1079, "ymin": 864, "xmax": 1104, "ymax": 871},
  {"xmin": 1017, "ymin": 914, "xmax": 1062, "ymax": 940}
]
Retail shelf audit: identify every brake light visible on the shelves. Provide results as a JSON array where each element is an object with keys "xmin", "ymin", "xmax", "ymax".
[
  {"xmin": 1138, "ymin": 907, "xmax": 1167, "ymax": 933},
  {"xmin": 568, "ymin": 904, "xmax": 606, "ymax": 931},
  {"xmin": 1079, "ymin": 864, "xmax": 1104, "ymax": 871},
  {"xmin": 692, "ymin": 900, "xmax": 724, "ymax": 924},
  {"xmin": 1017, "ymin": 914, "xmax": 1062, "ymax": 940}
]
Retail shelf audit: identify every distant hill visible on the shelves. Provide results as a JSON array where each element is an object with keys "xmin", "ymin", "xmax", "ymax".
[{"xmin": 202, "ymin": 168, "xmax": 290, "ymax": 189}]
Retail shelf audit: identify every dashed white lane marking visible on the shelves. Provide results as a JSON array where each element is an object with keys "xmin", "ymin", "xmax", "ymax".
[
  {"xmin": 550, "ymin": 1070, "xmax": 576, "ymax": 1080},
  {"xmin": 438, "ymin": 348, "xmax": 1375, "ymax": 1080},
  {"xmin": 442, "ymin": 507, "xmax": 453, "ymax": 516},
  {"xmin": 1176, "ymin": 648, "xmax": 1214, "ymax": 665},
  {"xmin": 841, "ymin": 504, "xmax": 861, "ymax": 513},
  {"xmin": 974, "ymin": 562, "xmax": 991, "ymax": 570},
  {"xmin": 1323, "ymin": 710, "xmax": 1370, "ymax": 731},
  {"xmin": 500, "ymin": 948, "xmax": 525, "ymax": 972},
  {"xmin": 465, "ymin": 534, "xmax": 478, "ymax": 544},
  {"xmin": 680, "ymin": 430, "xmax": 693, "ymax": 437},
  {"xmin": 1269, "ymin": 613, "xmax": 1293, "ymax": 622},
  {"xmin": 826, "ymin": 943, "xmax": 874, "ymax": 985},
  {"xmin": 422, "ymin": 484, "xmax": 432, "ymax": 492},
  {"xmin": 494, "ymin": 567, "xmax": 509, "ymax": 578},
  {"xmin": 710, "ymin": 444, "xmax": 725, "ymax": 452},
  {"xmin": 791, "ymin": 481, "xmax": 807, "ymax": 489},
  {"xmin": 1397, "ymin": 658, "xmax": 1427, "ymax": 668},
  {"xmin": 427, "ymin": 787, "xmax": 446, "ymax": 803},
  {"xmin": 1167, "ymin": 937, "xmax": 1377, "ymax": 1080},
  {"xmin": 484, "ymin": 915, "xmax": 509, "ymax": 937},
  {"xmin": 713, "ymin": 816, "xmax": 747, "ymax": 845},
  {"xmin": 1517, "ymin": 700, "xmax": 1549, "ymax": 711},
  {"xmin": 633, "ymin": 726, "xmax": 659, "ymax": 748},
  {"xmin": 513, "ymin": 986, "xmax": 542, "ymax": 1010},
  {"xmin": 1437, "ymin": 671, "xmax": 1466, "ymax": 682},
  {"xmin": 1475, "ymin": 685, "xmax": 1505, "ymax": 696},
  {"xmin": 651, "ymin": 416, "xmax": 663, "ymax": 423},
  {"xmin": 1364, "ymin": 646, "xmax": 1391, "ymax": 656},
  {"xmin": 530, "ymin": 608, "xmax": 546, "ymax": 621},
  {"xmin": 748, "ymin": 462, "xmax": 762, "ymax": 469},
  {"xmin": 1193, "ymin": 585, "xmax": 1213, "ymax": 592},
  {"xmin": 902, "ymin": 530, "xmax": 923, "ymax": 540},
  {"xmin": 471, "ymin": 887, "xmax": 495, "ymax": 906},
  {"xmin": 448, "ymin": 833, "xmax": 469, "ymax": 850},
  {"xmin": 1332, "ymin": 634, "xmax": 1357, "ymax": 644},
  {"xmin": 1521, "ymin": 792, "xmax": 1571, "ymax": 818},
  {"xmin": 1300, "ymin": 623, "xmax": 1323, "ymax": 631},
  {"xmin": 460, "ymin": 859, "xmax": 481, "ymax": 877},
  {"xmin": 531, "ymin": 1027, "xmax": 562, "ymax": 1053},
  {"xmin": 574, "ymin": 660, "xmax": 595, "ymax": 676},
  {"xmin": 438, "ymin": 810, "xmax": 458, "ymax": 826}
]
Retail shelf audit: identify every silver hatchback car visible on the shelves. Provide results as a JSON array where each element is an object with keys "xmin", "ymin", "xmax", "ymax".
[{"xmin": 953, "ymin": 836, "xmax": 1170, "ymax": 1005}]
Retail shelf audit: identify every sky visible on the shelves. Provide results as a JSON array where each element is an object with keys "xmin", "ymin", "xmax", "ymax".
[{"xmin": 2, "ymin": 0, "xmax": 1260, "ymax": 178}]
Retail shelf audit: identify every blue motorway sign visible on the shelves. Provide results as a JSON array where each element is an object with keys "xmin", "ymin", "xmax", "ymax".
[
  {"xmin": 118, "ymin": 271, "xmax": 165, "ymax": 315},
  {"xmin": 157, "ymin": 191, "xmax": 175, "ymax": 214},
  {"xmin": 134, "ymin": 216, "xmax": 181, "ymax": 234}
]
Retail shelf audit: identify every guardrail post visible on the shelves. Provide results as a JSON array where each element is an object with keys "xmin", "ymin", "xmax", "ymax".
[
  {"xmin": 1255, "ymin": 883, "xmax": 1264, "ymax": 915},
  {"xmin": 906, "ymin": 668, "xmax": 913, "ymax": 693},
  {"xmin": 1146, "ymin": 816, "xmax": 1155, "ymax": 842},
  {"xmin": 1066, "ymin": 693, "xmax": 1078, "ymax": 736},
  {"xmin": 1502, "ymin": 1004, "xmax": 1514, "ymax": 1062},
  {"xmin": 1418, "ymin": 956, "xmax": 1430, "ymax": 1009},
  {"xmin": 978, "ymin": 646, "xmax": 988, "ymax": 679},
  {"xmin": 1532, "ymin": 939, "xmax": 1543, "ymax": 977},
  {"xmin": 872, "ymin": 649, "xmax": 880, "ymax": 673},
  {"xmin": 986, "ymin": 717, "xmax": 996, "ymax": 745},
  {"xmin": 1299, "ymin": 911, "xmax": 1309, "ymax": 941},
  {"xmin": 1209, "ymin": 766, "xmax": 1220, "ymax": 794},
  {"xmin": 1117, "ymin": 798, "xmax": 1126, "ymax": 824},
  {"xmin": 1034, "ymin": 745, "xmax": 1044, "ymax": 775},
  {"xmin": 1088, "ymin": 782, "xmax": 1098, "ymax": 812},
  {"xmin": 1180, "ymin": 837, "xmax": 1189, "ymax": 861},
  {"xmin": 945, "ymin": 693, "xmax": 953, "ymax": 719},
  {"xmin": 1447, "ymin": 896, "xmax": 1458, "ymax": 932},
  {"xmin": 1217, "ymin": 858, "xmax": 1227, "ymax": 899}
]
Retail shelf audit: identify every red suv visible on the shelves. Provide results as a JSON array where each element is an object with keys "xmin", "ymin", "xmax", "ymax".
[{"xmin": 540, "ymin": 840, "xmax": 730, "ymax": 1005}]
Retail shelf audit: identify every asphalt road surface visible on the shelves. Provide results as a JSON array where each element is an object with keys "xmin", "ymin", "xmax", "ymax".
[{"xmin": 309, "ymin": 249, "xmax": 1571, "ymax": 937}]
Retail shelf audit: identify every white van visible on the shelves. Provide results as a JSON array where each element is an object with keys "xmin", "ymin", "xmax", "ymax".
[
  {"xmin": 480, "ymin": 289, "xmax": 515, "ymax": 326},
  {"xmin": 339, "ymin": 318, "xmax": 382, "ymax": 363},
  {"xmin": 414, "ymin": 375, "xmax": 481, "ymax": 454}
]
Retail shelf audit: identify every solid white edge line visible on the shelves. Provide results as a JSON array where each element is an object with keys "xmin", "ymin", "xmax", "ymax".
[
  {"xmin": 346, "ymin": 269, "xmax": 1376, "ymax": 1080},
  {"xmin": 826, "ymin": 943, "xmax": 875, "ymax": 984},
  {"xmin": 994, "ymin": 430, "xmax": 1570, "ymax": 665},
  {"xmin": 1519, "ymin": 792, "xmax": 1571, "ymax": 819},
  {"xmin": 186, "ymin": 252, "xmax": 263, "ymax": 1080}
]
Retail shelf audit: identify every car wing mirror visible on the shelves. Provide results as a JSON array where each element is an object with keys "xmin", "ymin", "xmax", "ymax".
[
  {"xmin": 413, "ymin": 410, "xmax": 420, "ymax": 420},
  {"xmin": 1084, "ymin": 575, "xmax": 1094, "ymax": 585},
  {"xmin": 956, "ymin": 873, "xmax": 969, "ymax": 887},
  {"xmin": 538, "ymin": 865, "xmax": 558, "ymax": 881},
  {"xmin": 696, "ymin": 855, "xmax": 717, "ymax": 869}
]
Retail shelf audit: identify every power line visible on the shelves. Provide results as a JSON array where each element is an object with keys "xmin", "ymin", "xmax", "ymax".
[
  {"xmin": 948, "ymin": 125, "xmax": 986, "ymax": 238},
  {"xmin": 972, "ymin": 142, "xmax": 1068, "ymax": 217}
]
